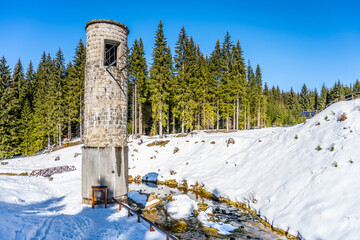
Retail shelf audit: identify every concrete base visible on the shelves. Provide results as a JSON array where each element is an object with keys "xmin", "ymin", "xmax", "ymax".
[{"xmin": 82, "ymin": 146, "xmax": 128, "ymax": 204}]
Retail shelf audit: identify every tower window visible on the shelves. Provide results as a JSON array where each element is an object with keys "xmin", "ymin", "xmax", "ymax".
[{"xmin": 104, "ymin": 41, "xmax": 119, "ymax": 66}]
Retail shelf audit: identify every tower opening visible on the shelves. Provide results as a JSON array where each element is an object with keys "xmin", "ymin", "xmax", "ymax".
[{"xmin": 104, "ymin": 40, "xmax": 119, "ymax": 66}]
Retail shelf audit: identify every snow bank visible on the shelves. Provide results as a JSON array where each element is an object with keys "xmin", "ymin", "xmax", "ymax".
[
  {"xmin": 165, "ymin": 194, "xmax": 198, "ymax": 219},
  {"xmin": 129, "ymin": 99, "xmax": 360, "ymax": 239}
]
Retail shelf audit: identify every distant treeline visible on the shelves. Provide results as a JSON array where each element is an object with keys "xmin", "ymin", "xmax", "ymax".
[
  {"xmin": 1, "ymin": 21, "xmax": 359, "ymax": 159},
  {"xmin": 128, "ymin": 21, "xmax": 360, "ymax": 136}
]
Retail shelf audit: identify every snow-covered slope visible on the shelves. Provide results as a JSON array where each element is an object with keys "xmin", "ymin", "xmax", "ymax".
[
  {"xmin": 129, "ymin": 99, "xmax": 360, "ymax": 239},
  {"xmin": 0, "ymin": 145, "xmax": 164, "ymax": 240}
]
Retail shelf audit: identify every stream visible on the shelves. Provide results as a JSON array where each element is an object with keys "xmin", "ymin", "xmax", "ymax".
[{"xmin": 128, "ymin": 182, "xmax": 288, "ymax": 240}]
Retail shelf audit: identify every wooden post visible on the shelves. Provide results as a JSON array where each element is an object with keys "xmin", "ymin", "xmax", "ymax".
[
  {"xmin": 105, "ymin": 188, "xmax": 107, "ymax": 208},
  {"xmin": 150, "ymin": 224, "xmax": 155, "ymax": 232},
  {"xmin": 92, "ymin": 189, "xmax": 94, "ymax": 208}
]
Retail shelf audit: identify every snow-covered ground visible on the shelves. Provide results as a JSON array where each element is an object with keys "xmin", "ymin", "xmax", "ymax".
[
  {"xmin": 129, "ymin": 99, "xmax": 360, "ymax": 239},
  {"xmin": 2, "ymin": 99, "xmax": 360, "ymax": 239},
  {"xmin": 0, "ymin": 145, "xmax": 164, "ymax": 240}
]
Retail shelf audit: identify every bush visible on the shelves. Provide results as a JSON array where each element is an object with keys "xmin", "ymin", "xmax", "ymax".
[
  {"xmin": 316, "ymin": 145, "xmax": 322, "ymax": 151},
  {"xmin": 294, "ymin": 134, "xmax": 298, "ymax": 139},
  {"xmin": 330, "ymin": 144, "xmax": 335, "ymax": 151}
]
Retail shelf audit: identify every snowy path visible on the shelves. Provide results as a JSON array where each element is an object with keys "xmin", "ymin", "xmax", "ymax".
[{"xmin": 0, "ymin": 146, "xmax": 164, "ymax": 240}]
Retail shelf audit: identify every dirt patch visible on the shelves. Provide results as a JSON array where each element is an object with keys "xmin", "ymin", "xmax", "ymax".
[{"xmin": 147, "ymin": 140, "xmax": 170, "ymax": 147}]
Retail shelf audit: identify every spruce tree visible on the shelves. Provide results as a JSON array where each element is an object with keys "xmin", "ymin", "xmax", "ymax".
[
  {"xmin": 209, "ymin": 40, "xmax": 222, "ymax": 129},
  {"xmin": 72, "ymin": 39, "xmax": 86, "ymax": 139},
  {"xmin": 0, "ymin": 57, "xmax": 12, "ymax": 158},
  {"xmin": 230, "ymin": 40, "xmax": 246, "ymax": 130},
  {"xmin": 299, "ymin": 84, "xmax": 310, "ymax": 111},
  {"xmin": 63, "ymin": 63, "xmax": 79, "ymax": 140},
  {"xmin": 219, "ymin": 32, "xmax": 234, "ymax": 130},
  {"xmin": 129, "ymin": 38, "xmax": 149, "ymax": 135},
  {"xmin": 149, "ymin": 21, "xmax": 172, "ymax": 137}
]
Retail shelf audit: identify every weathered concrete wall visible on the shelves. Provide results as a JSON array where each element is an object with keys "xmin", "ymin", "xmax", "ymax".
[
  {"xmin": 82, "ymin": 146, "xmax": 128, "ymax": 202},
  {"xmin": 82, "ymin": 19, "xmax": 129, "ymax": 203}
]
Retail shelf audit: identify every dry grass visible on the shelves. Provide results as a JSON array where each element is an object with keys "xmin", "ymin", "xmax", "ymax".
[
  {"xmin": 147, "ymin": 140, "xmax": 170, "ymax": 147},
  {"xmin": 339, "ymin": 112, "xmax": 347, "ymax": 122},
  {"xmin": 204, "ymin": 129, "xmax": 236, "ymax": 134}
]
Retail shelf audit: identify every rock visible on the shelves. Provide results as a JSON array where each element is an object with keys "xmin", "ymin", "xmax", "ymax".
[
  {"xmin": 54, "ymin": 156, "xmax": 60, "ymax": 161},
  {"xmin": 1, "ymin": 161, "xmax": 8, "ymax": 165},
  {"xmin": 227, "ymin": 138, "xmax": 235, "ymax": 147},
  {"xmin": 170, "ymin": 170, "xmax": 177, "ymax": 175},
  {"xmin": 74, "ymin": 153, "xmax": 81, "ymax": 158},
  {"xmin": 133, "ymin": 149, "xmax": 138, "ymax": 153},
  {"xmin": 173, "ymin": 147, "xmax": 180, "ymax": 154},
  {"xmin": 210, "ymin": 141, "xmax": 216, "ymax": 144}
]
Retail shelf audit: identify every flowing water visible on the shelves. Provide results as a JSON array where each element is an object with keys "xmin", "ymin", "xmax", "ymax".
[{"xmin": 129, "ymin": 182, "xmax": 288, "ymax": 240}]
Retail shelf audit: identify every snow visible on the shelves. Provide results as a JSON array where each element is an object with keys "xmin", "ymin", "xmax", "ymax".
[
  {"xmin": 164, "ymin": 195, "xmax": 198, "ymax": 219},
  {"xmin": 0, "ymin": 145, "xmax": 165, "ymax": 239},
  {"xmin": 128, "ymin": 99, "xmax": 360, "ymax": 239},
  {"xmin": 197, "ymin": 211, "xmax": 236, "ymax": 235},
  {"xmin": 128, "ymin": 190, "xmax": 160, "ymax": 207},
  {"xmin": 3, "ymin": 99, "xmax": 360, "ymax": 239}
]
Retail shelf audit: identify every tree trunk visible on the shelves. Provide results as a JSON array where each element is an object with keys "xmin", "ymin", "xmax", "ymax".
[
  {"xmin": 47, "ymin": 134, "xmax": 51, "ymax": 153},
  {"xmin": 233, "ymin": 100, "xmax": 236, "ymax": 130},
  {"xmin": 167, "ymin": 109, "xmax": 170, "ymax": 134},
  {"xmin": 79, "ymin": 95, "xmax": 83, "ymax": 141},
  {"xmin": 181, "ymin": 107, "xmax": 185, "ymax": 134},
  {"xmin": 172, "ymin": 114, "xmax": 175, "ymax": 134},
  {"xmin": 134, "ymin": 83, "xmax": 137, "ymax": 136},
  {"xmin": 216, "ymin": 101, "xmax": 219, "ymax": 130},
  {"xmin": 159, "ymin": 107, "xmax": 163, "ymax": 138},
  {"xmin": 257, "ymin": 99, "xmax": 261, "ymax": 129},
  {"xmin": 236, "ymin": 94, "xmax": 239, "ymax": 130},
  {"xmin": 244, "ymin": 104, "xmax": 247, "ymax": 130},
  {"xmin": 58, "ymin": 125, "xmax": 62, "ymax": 147},
  {"xmin": 139, "ymin": 102, "xmax": 142, "ymax": 135},
  {"xmin": 132, "ymin": 87, "xmax": 135, "ymax": 138},
  {"xmin": 226, "ymin": 117, "xmax": 229, "ymax": 131},
  {"xmin": 68, "ymin": 117, "xmax": 71, "ymax": 141}
]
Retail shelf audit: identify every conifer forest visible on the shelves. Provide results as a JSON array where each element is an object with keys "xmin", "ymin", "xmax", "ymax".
[{"xmin": 1, "ymin": 22, "xmax": 359, "ymax": 159}]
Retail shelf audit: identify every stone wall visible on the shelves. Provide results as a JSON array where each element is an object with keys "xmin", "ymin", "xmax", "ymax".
[{"xmin": 84, "ymin": 20, "xmax": 129, "ymax": 147}]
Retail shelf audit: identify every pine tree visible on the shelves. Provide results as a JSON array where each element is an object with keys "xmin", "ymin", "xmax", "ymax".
[
  {"xmin": 219, "ymin": 32, "xmax": 234, "ymax": 130},
  {"xmin": 255, "ymin": 64, "xmax": 263, "ymax": 128},
  {"xmin": 230, "ymin": 40, "xmax": 246, "ymax": 130},
  {"xmin": 129, "ymin": 38, "xmax": 149, "ymax": 136},
  {"xmin": 53, "ymin": 48, "xmax": 66, "ymax": 145},
  {"xmin": 63, "ymin": 63, "xmax": 79, "ymax": 140},
  {"xmin": 319, "ymin": 83, "xmax": 328, "ymax": 108},
  {"xmin": 149, "ymin": 21, "xmax": 172, "ymax": 137},
  {"xmin": 32, "ymin": 52, "xmax": 53, "ymax": 153},
  {"xmin": 299, "ymin": 84, "xmax": 310, "ymax": 111},
  {"xmin": 0, "ymin": 57, "xmax": 12, "ymax": 158},
  {"xmin": 72, "ymin": 39, "xmax": 86, "ymax": 139},
  {"xmin": 209, "ymin": 40, "xmax": 222, "ymax": 129},
  {"xmin": 354, "ymin": 79, "xmax": 360, "ymax": 92}
]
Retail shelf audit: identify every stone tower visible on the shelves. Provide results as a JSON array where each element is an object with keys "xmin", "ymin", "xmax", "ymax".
[{"xmin": 82, "ymin": 19, "xmax": 129, "ymax": 203}]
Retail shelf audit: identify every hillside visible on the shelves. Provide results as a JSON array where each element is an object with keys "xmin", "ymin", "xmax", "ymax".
[{"xmin": 129, "ymin": 99, "xmax": 360, "ymax": 239}]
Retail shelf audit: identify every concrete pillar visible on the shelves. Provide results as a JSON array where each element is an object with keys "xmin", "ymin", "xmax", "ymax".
[{"xmin": 82, "ymin": 19, "xmax": 129, "ymax": 203}]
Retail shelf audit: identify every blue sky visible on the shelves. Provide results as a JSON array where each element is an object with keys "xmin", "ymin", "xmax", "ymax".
[{"xmin": 1, "ymin": 0, "xmax": 359, "ymax": 92}]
